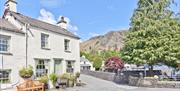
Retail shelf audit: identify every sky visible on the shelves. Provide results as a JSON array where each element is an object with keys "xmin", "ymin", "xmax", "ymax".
[{"xmin": 0, "ymin": 0, "xmax": 180, "ymax": 41}]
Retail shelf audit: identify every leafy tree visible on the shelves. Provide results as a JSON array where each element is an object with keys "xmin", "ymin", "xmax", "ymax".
[
  {"xmin": 121, "ymin": 0, "xmax": 180, "ymax": 75},
  {"xmin": 105, "ymin": 57, "xmax": 124, "ymax": 72},
  {"xmin": 80, "ymin": 50, "xmax": 121, "ymax": 70},
  {"xmin": 101, "ymin": 50, "xmax": 121, "ymax": 61}
]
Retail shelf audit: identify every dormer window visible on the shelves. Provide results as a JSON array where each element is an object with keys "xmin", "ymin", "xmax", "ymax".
[{"xmin": 41, "ymin": 33, "xmax": 49, "ymax": 49}]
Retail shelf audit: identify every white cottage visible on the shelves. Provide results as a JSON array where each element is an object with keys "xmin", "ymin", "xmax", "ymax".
[
  {"xmin": 0, "ymin": 0, "xmax": 80, "ymax": 85},
  {"xmin": 80, "ymin": 56, "xmax": 95, "ymax": 71}
]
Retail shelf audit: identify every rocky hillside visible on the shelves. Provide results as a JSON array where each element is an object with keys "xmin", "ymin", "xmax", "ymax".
[{"xmin": 80, "ymin": 30, "xmax": 127, "ymax": 53}]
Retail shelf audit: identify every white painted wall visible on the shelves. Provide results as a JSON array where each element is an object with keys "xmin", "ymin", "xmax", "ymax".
[
  {"xmin": 0, "ymin": 29, "xmax": 26, "ymax": 83},
  {"xmin": 0, "ymin": 17, "xmax": 80, "ymax": 84}
]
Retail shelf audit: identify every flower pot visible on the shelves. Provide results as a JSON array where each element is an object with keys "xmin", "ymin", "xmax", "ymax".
[
  {"xmin": 44, "ymin": 83, "xmax": 49, "ymax": 89},
  {"xmin": 68, "ymin": 80, "xmax": 74, "ymax": 87}
]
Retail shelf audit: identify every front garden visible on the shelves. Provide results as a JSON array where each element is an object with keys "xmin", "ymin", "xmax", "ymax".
[{"xmin": 17, "ymin": 65, "xmax": 83, "ymax": 91}]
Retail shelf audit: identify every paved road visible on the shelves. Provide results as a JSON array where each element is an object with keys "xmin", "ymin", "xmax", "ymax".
[
  {"xmin": 4, "ymin": 74, "xmax": 179, "ymax": 91},
  {"xmin": 60, "ymin": 74, "xmax": 179, "ymax": 91}
]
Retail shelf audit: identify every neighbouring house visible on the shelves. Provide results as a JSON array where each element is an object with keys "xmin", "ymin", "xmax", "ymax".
[
  {"xmin": 0, "ymin": 0, "xmax": 80, "ymax": 85},
  {"xmin": 80, "ymin": 56, "xmax": 95, "ymax": 71}
]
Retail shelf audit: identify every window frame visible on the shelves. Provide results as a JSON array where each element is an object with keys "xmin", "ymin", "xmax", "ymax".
[
  {"xmin": 66, "ymin": 61, "xmax": 74, "ymax": 73},
  {"xmin": 0, "ymin": 34, "xmax": 10, "ymax": 53},
  {"xmin": 0, "ymin": 69, "xmax": 11, "ymax": 83},
  {"xmin": 35, "ymin": 59, "xmax": 49, "ymax": 77},
  {"xmin": 64, "ymin": 39, "xmax": 70, "ymax": 52},
  {"xmin": 41, "ymin": 33, "xmax": 49, "ymax": 49}
]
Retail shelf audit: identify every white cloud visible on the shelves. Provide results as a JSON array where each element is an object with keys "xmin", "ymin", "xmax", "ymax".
[
  {"xmin": 38, "ymin": 9, "xmax": 79, "ymax": 35},
  {"xmin": 38, "ymin": 9, "xmax": 56, "ymax": 24}
]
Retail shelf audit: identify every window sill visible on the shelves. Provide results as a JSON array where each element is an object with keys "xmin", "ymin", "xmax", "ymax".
[
  {"xmin": 65, "ymin": 50, "xmax": 71, "ymax": 53},
  {"xmin": 0, "ymin": 52, "xmax": 13, "ymax": 55},
  {"xmin": 41, "ymin": 47, "xmax": 51, "ymax": 50}
]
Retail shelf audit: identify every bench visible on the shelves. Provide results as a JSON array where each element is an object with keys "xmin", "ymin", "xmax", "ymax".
[{"xmin": 17, "ymin": 80, "xmax": 44, "ymax": 91}]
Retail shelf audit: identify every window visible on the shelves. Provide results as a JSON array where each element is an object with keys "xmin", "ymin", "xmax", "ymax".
[
  {"xmin": 64, "ymin": 39, "xmax": 70, "ymax": 51},
  {"xmin": 66, "ymin": 61, "xmax": 74, "ymax": 73},
  {"xmin": 0, "ymin": 69, "xmax": 11, "ymax": 83},
  {"xmin": 36, "ymin": 59, "xmax": 49, "ymax": 77},
  {"xmin": 0, "ymin": 35, "xmax": 10, "ymax": 53},
  {"xmin": 41, "ymin": 33, "xmax": 49, "ymax": 49}
]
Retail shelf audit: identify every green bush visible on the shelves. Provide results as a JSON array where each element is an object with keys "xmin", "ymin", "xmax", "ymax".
[
  {"xmin": 60, "ymin": 73, "xmax": 75, "ymax": 87},
  {"xmin": 75, "ymin": 72, "xmax": 80, "ymax": 78},
  {"xmin": 38, "ymin": 75, "xmax": 48, "ymax": 83},
  {"xmin": 49, "ymin": 73, "xmax": 58, "ymax": 86},
  {"xmin": 19, "ymin": 65, "xmax": 33, "ymax": 78}
]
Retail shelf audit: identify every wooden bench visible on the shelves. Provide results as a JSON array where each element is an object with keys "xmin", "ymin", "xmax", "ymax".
[{"xmin": 17, "ymin": 80, "xmax": 44, "ymax": 91}]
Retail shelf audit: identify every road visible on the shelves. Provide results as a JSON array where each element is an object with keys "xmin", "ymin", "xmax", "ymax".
[
  {"xmin": 60, "ymin": 74, "xmax": 179, "ymax": 91},
  {"xmin": 4, "ymin": 74, "xmax": 179, "ymax": 91}
]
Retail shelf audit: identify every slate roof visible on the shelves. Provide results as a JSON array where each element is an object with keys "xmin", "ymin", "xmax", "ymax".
[
  {"xmin": 0, "ymin": 18, "xmax": 24, "ymax": 34},
  {"xmin": 9, "ymin": 11, "xmax": 80, "ymax": 39}
]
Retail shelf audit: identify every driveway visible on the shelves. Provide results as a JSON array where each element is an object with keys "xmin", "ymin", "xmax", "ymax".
[{"xmin": 59, "ymin": 74, "xmax": 179, "ymax": 91}]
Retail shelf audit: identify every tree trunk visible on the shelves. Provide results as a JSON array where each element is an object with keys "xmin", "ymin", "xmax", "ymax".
[{"xmin": 149, "ymin": 65, "xmax": 154, "ymax": 77}]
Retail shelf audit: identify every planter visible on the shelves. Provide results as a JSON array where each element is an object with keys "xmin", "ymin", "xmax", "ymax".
[
  {"xmin": 68, "ymin": 80, "xmax": 74, "ymax": 87},
  {"xmin": 44, "ymin": 83, "xmax": 49, "ymax": 89}
]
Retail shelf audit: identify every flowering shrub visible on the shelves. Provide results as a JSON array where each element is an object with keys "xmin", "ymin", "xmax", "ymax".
[{"xmin": 105, "ymin": 57, "xmax": 124, "ymax": 72}]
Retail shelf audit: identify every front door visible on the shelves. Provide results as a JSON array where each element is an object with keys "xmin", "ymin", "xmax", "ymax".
[{"xmin": 54, "ymin": 60, "xmax": 62, "ymax": 74}]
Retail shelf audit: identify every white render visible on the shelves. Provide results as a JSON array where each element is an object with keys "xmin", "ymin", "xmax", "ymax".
[
  {"xmin": 80, "ymin": 56, "xmax": 95, "ymax": 71},
  {"xmin": 0, "ymin": 0, "xmax": 80, "ymax": 85}
]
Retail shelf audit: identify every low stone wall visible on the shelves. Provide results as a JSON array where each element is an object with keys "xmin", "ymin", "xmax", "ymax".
[
  {"xmin": 156, "ymin": 81, "xmax": 180, "ymax": 88},
  {"xmin": 81, "ymin": 70, "xmax": 115, "ymax": 81},
  {"xmin": 81, "ymin": 70, "xmax": 180, "ymax": 88},
  {"xmin": 128, "ymin": 76, "xmax": 180, "ymax": 88}
]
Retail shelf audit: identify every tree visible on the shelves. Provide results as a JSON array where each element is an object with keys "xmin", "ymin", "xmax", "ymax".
[
  {"xmin": 105, "ymin": 57, "xmax": 124, "ymax": 72},
  {"xmin": 101, "ymin": 50, "xmax": 121, "ymax": 61},
  {"xmin": 121, "ymin": 0, "xmax": 180, "ymax": 76}
]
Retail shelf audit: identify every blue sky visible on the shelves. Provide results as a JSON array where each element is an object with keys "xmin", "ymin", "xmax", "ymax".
[{"xmin": 0, "ymin": 0, "xmax": 180, "ymax": 41}]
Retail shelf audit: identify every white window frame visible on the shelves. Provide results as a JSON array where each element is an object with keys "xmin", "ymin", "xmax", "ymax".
[
  {"xmin": 0, "ymin": 35, "xmax": 10, "ymax": 53},
  {"xmin": 64, "ymin": 39, "xmax": 70, "ymax": 52},
  {"xmin": 41, "ymin": 33, "xmax": 49, "ymax": 49},
  {"xmin": 0, "ymin": 69, "xmax": 11, "ymax": 83},
  {"xmin": 35, "ymin": 59, "xmax": 49, "ymax": 77},
  {"xmin": 66, "ymin": 61, "xmax": 74, "ymax": 73}
]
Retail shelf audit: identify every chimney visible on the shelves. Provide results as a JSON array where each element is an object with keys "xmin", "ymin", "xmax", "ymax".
[
  {"xmin": 5, "ymin": 0, "xmax": 17, "ymax": 12},
  {"xmin": 57, "ymin": 16, "xmax": 67, "ymax": 30}
]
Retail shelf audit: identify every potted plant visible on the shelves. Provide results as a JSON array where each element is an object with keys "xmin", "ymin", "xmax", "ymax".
[
  {"xmin": 38, "ymin": 75, "xmax": 49, "ymax": 89},
  {"xmin": 75, "ymin": 72, "xmax": 80, "ymax": 85},
  {"xmin": 64, "ymin": 73, "xmax": 75, "ymax": 87},
  {"xmin": 75, "ymin": 72, "xmax": 80, "ymax": 78},
  {"xmin": 19, "ymin": 65, "xmax": 33, "ymax": 79},
  {"xmin": 68, "ymin": 74, "xmax": 75, "ymax": 87},
  {"xmin": 49, "ymin": 73, "xmax": 58, "ymax": 87}
]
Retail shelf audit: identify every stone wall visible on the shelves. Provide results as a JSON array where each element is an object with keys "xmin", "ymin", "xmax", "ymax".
[
  {"xmin": 81, "ymin": 70, "xmax": 180, "ymax": 88},
  {"xmin": 128, "ymin": 76, "xmax": 180, "ymax": 88}
]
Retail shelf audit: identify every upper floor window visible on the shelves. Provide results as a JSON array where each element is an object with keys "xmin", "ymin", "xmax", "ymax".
[
  {"xmin": 64, "ymin": 39, "xmax": 70, "ymax": 51},
  {"xmin": 0, "ymin": 35, "xmax": 10, "ymax": 53},
  {"xmin": 41, "ymin": 33, "xmax": 49, "ymax": 49}
]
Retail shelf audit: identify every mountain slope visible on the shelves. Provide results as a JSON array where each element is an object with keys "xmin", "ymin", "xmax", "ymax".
[{"xmin": 80, "ymin": 30, "xmax": 127, "ymax": 53}]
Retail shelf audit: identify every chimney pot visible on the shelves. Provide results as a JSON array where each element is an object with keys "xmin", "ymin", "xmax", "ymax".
[
  {"xmin": 5, "ymin": 0, "xmax": 17, "ymax": 12},
  {"xmin": 57, "ymin": 16, "xmax": 67, "ymax": 30}
]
